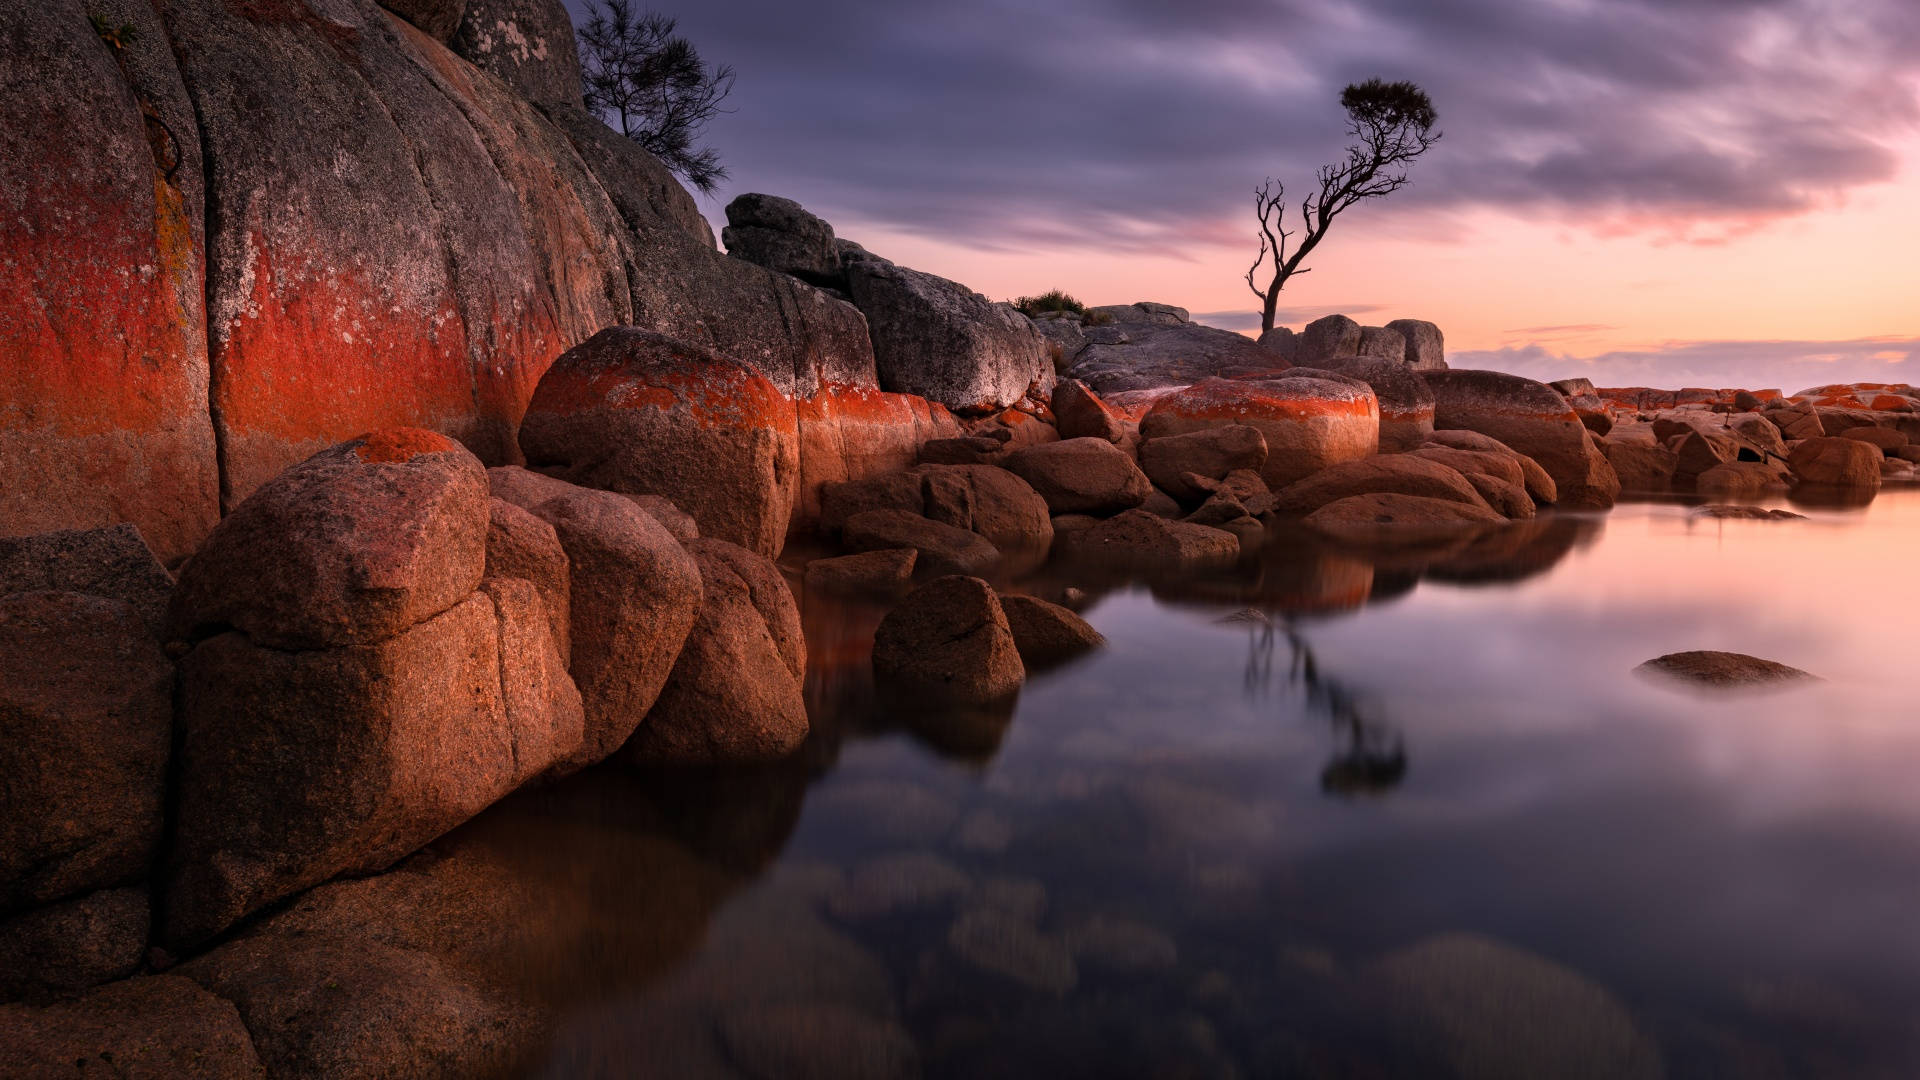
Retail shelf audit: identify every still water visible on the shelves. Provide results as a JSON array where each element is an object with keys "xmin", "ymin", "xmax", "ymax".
[{"xmin": 466, "ymin": 493, "xmax": 1920, "ymax": 1078}]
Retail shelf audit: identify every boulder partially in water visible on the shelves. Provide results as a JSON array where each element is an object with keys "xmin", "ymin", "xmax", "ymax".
[
  {"xmin": 630, "ymin": 539, "xmax": 810, "ymax": 765},
  {"xmin": 1304, "ymin": 493, "xmax": 1505, "ymax": 546},
  {"xmin": 999, "ymin": 594, "xmax": 1105, "ymax": 668},
  {"xmin": 843, "ymin": 509, "xmax": 1001, "ymax": 577},
  {"xmin": 1059, "ymin": 509, "xmax": 1241, "ymax": 572},
  {"xmin": 873, "ymin": 576, "xmax": 1025, "ymax": 705},
  {"xmin": 1273, "ymin": 454, "xmax": 1493, "ymax": 516}
]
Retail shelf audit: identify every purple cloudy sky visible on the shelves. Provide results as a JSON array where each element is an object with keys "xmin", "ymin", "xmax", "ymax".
[{"xmin": 567, "ymin": 0, "xmax": 1920, "ymax": 390}]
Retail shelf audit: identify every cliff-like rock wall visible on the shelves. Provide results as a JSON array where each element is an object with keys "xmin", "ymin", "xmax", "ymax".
[{"xmin": 1, "ymin": 0, "xmax": 877, "ymax": 562}]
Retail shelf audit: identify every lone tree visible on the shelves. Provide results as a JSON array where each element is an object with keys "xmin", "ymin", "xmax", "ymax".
[
  {"xmin": 1246, "ymin": 79, "xmax": 1440, "ymax": 334},
  {"xmin": 578, "ymin": 0, "xmax": 735, "ymax": 193}
]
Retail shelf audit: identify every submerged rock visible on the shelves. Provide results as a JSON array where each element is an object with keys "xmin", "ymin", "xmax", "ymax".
[
  {"xmin": 1636, "ymin": 651, "xmax": 1816, "ymax": 689},
  {"xmin": 946, "ymin": 908, "xmax": 1077, "ymax": 995},
  {"xmin": 1371, "ymin": 933, "xmax": 1662, "ymax": 1080}
]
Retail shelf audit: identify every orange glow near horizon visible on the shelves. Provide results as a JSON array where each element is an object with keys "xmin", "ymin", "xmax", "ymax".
[{"xmin": 819, "ymin": 135, "xmax": 1920, "ymax": 373}]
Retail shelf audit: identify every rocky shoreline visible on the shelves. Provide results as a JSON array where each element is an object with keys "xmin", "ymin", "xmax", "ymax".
[{"xmin": 5, "ymin": 0, "xmax": 1918, "ymax": 1072}]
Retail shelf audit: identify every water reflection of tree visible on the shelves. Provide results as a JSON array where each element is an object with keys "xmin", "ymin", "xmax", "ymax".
[{"xmin": 1238, "ymin": 613, "xmax": 1407, "ymax": 796}]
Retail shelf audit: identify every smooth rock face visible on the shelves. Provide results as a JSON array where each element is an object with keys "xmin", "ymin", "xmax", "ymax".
[
  {"xmin": 1140, "ymin": 425, "xmax": 1268, "ymax": 503},
  {"xmin": 167, "ymin": 430, "xmax": 490, "ymax": 650},
  {"xmin": 722, "ymin": 193, "xmax": 842, "ymax": 287},
  {"xmin": 1304, "ymin": 493, "xmax": 1506, "ymax": 545},
  {"xmin": 1142, "ymin": 376, "xmax": 1380, "ymax": 489},
  {"xmin": 1385, "ymin": 319, "xmax": 1447, "ymax": 371},
  {"xmin": 842, "ymin": 510, "xmax": 1001, "ymax": 577},
  {"xmin": 631, "ymin": 540, "xmax": 810, "ymax": 765},
  {"xmin": 1003, "ymin": 438, "xmax": 1153, "ymax": 515},
  {"xmin": 520, "ymin": 328, "xmax": 801, "ymax": 558},
  {"xmin": 874, "ymin": 576, "xmax": 1025, "ymax": 704},
  {"xmin": 0, "ymin": 0, "xmax": 221, "ymax": 565},
  {"xmin": 0, "ymin": 592, "xmax": 171, "ymax": 912},
  {"xmin": 481, "ymin": 577, "xmax": 587, "ymax": 788},
  {"xmin": 519, "ymin": 488, "xmax": 703, "ymax": 770},
  {"xmin": 449, "ymin": 0, "xmax": 583, "ymax": 105},
  {"xmin": 166, "ymin": 594, "xmax": 549, "ymax": 947},
  {"xmin": 1424, "ymin": 370, "xmax": 1619, "ymax": 509},
  {"xmin": 0, "ymin": 523, "xmax": 175, "ymax": 636},
  {"xmin": 1788, "ymin": 437, "xmax": 1883, "ymax": 488},
  {"xmin": 846, "ymin": 255, "xmax": 1051, "ymax": 414},
  {"xmin": 0, "ymin": 975, "xmax": 265, "ymax": 1079},
  {"xmin": 999, "ymin": 594, "xmax": 1105, "ymax": 667},
  {"xmin": 1274, "ymin": 455, "xmax": 1491, "ymax": 515},
  {"xmin": 1466, "ymin": 473, "xmax": 1536, "ymax": 519},
  {"xmin": 1309, "ymin": 356, "xmax": 1436, "ymax": 451},
  {"xmin": 0, "ymin": 886, "xmax": 149, "ymax": 1002}
]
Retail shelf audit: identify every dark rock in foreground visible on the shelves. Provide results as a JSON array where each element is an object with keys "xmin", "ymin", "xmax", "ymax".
[{"xmin": 872, "ymin": 576, "xmax": 1025, "ymax": 705}]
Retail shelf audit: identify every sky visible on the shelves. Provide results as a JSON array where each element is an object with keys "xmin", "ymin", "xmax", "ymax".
[{"xmin": 569, "ymin": 0, "xmax": 1920, "ymax": 391}]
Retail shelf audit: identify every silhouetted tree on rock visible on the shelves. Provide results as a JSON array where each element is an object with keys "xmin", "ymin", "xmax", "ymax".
[
  {"xmin": 578, "ymin": 0, "xmax": 735, "ymax": 192},
  {"xmin": 1247, "ymin": 79, "xmax": 1440, "ymax": 334}
]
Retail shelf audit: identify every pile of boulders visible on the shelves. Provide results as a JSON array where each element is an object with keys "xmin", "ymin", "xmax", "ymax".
[{"xmin": 1571, "ymin": 379, "xmax": 1919, "ymax": 499}]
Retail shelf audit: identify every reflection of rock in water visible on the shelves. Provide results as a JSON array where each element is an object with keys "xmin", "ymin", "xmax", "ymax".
[
  {"xmin": 1241, "ymin": 614, "xmax": 1407, "ymax": 797},
  {"xmin": 1422, "ymin": 517, "xmax": 1599, "ymax": 586},
  {"xmin": 168, "ymin": 765, "xmax": 756, "ymax": 1077}
]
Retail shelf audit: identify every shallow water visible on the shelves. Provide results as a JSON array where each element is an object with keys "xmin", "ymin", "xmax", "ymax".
[{"xmin": 500, "ymin": 491, "xmax": 1920, "ymax": 1078}]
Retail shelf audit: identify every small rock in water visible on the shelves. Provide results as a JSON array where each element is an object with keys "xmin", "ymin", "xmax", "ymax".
[
  {"xmin": 1690, "ymin": 505, "xmax": 1806, "ymax": 521},
  {"xmin": 1636, "ymin": 650, "xmax": 1816, "ymax": 689},
  {"xmin": 999, "ymin": 593, "xmax": 1104, "ymax": 667}
]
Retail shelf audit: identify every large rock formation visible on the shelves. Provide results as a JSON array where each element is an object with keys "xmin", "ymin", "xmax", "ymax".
[
  {"xmin": 1424, "ymin": 370, "xmax": 1619, "ymax": 509},
  {"xmin": 0, "ymin": 0, "xmax": 220, "ymax": 564},
  {"xmin": 161, "ymin": 431, "xmax": 593, "ymax": 948},
  {"xmin": 519, "ymin": 328, "xmax": 800, "ymax": 558},
  {"xmin": 722, "ymin": 193, "xmax": 843, "ymax": 287},
  {"xmin": 1064, "ymin": 321, "xmax": 1282, "ymax": 394},
  {"xmin": 1140, "ymin": 375, "xmax": 1380, "ymax": 488},
  {"xmin": 844, "ymin": 252, "xmax": 1052, "ymax": 414},
  {"xmin": 4, "ymin": 0, "xmax": 898, "ymax": 557}
]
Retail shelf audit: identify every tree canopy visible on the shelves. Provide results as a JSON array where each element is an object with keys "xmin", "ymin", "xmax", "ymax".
[{"xmin": 578, "ymin": 0, "xmax": 735, "ymax": 193}]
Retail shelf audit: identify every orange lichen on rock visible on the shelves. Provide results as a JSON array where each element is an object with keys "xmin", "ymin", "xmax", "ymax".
[{"xmin": 351, "ymin": 428, "xmax": 465, "ymax": 463}]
